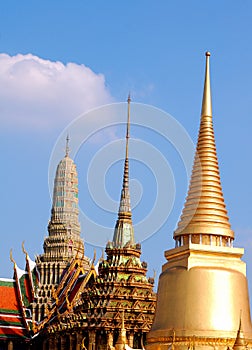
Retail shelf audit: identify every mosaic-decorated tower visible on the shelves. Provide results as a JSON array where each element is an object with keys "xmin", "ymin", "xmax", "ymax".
[{"xmin": 34, "ymin": 137, "xmax": 90, "ymax": 321}]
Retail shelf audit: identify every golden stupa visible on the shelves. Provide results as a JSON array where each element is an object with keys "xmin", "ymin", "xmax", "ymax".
[{"xmin": 147, "ymin": 53, "xmax": 252, "ymax": 350}]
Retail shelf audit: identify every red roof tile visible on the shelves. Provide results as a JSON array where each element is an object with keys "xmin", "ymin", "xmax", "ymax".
[
  {"xmin": 0, "ymin": 280, "xmax": 19, "ymax": 312},
  {"xmin": 0, "ymin": 279, "xmax": 30, "ymax": 339}
]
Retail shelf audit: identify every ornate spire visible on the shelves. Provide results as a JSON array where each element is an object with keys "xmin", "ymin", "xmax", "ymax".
[
  {"xmin": 43, "ymin": 136, "xmax": 86, "ymax": 263},
  {"xmin": 113, "ymin": 95, "xmax": 135, "ymax": 248},
  {"xmin": 50, "ymin": 142, "xmax": 80, "ymax": 239},
  {"xmin": 174, "ymin": 52, "xmax": 234, "ymax": 242}
]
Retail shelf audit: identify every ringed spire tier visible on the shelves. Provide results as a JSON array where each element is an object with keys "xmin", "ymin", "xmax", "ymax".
[
  {"xmin": 174, "ymin": 52, "xmax": 234, "ymax": 244},
  {"xmin": 113, "ymin": 94, "xmax": 135, "ymax": 248}
]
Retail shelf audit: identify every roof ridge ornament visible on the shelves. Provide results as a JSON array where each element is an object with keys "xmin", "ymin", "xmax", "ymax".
[
  {"xmin": 22, "ymin": 241, "xmax": 28, "ymax": 257},
  {"xmin": 9, "ymin": 249, "xmax": 16, "ymax": 266}
]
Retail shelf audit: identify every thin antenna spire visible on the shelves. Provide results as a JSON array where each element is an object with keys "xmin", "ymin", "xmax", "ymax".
[
  {"xmin": 112, "ymin": 95, "xmax": 135, "ymax": 248},
  {"xmin": 126, "ymin": 93, "xmax": 131, "ymax": 159},
  {"xmin": 120, "ymin": 95, "xmax": 131, "ymax": 212},
  {"xmin": 65, "ymin": 134, "xmax": 70, "ymax": 157}
]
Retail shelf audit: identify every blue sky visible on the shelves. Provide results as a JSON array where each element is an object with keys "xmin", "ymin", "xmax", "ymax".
[{"xmin": 1, "ymin": 1, "xmax": 252, "ymax": 299}]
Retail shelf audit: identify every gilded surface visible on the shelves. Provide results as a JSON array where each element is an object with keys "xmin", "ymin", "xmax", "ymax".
[{"xmin": 146, "ymin": 53, "xmax": 252, "ymax": 349}]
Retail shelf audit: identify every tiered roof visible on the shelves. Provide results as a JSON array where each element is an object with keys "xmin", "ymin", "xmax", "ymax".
[{"xmin": 80, "ymin": 245, "xmax": 156, "ymax": 334}]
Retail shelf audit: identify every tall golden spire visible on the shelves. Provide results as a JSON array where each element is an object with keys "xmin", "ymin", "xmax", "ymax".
[
  {"xmin": 174, "ymin": 52, "xmax": 234, "ymax": 243},
  {"xmin": 147, "ymin": 52, "xmax": 252, "ymax": 350},
  {"xmin": 113, "ymin": 95, "xmax": 135, "ymax": 248}
]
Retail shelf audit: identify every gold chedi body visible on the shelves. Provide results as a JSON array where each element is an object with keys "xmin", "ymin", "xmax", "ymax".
[{"xmin": 147, "ymin": 53, "xmax": 252, "ymax": 350}]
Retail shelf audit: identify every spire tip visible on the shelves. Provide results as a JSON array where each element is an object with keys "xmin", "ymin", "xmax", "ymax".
[
  {"xmin": 65, "ymin": 134, "xmax": 70, "ymax": 157},
  {"xmin": 201, "ymin": 50, "xmax": 212, "ymax": 117},
  {"xmin": 112, "ymin": 94, "xmax": 134, "ymax": 248}
]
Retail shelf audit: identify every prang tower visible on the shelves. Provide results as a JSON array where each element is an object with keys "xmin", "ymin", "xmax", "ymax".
[
  {"xmin": 147, "ymin": 53, "xmax": 252, "ymax": 350},
  {"xmin": 34, "ymin": 138, "xmax": 90, "ymax": 321}
]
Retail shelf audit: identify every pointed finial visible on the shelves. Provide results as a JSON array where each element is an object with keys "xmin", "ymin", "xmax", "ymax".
[
  {"xmin": 126, "ymin": 94, "xmax": 131, "ymax": 158},
  {"xmin": 201, "ymin": 51, "xmax": 212, "ymax": 117},
  {"xmin": 120, "ymin": 94, "xmax": 131, "ymax": 201},
  {"xmin": 65, "ymin": 134, "xmax": 70, "ymax": 157},
  {"xmin": 112, "ymin": 95, "xmax": 134, "ymax": 248}
]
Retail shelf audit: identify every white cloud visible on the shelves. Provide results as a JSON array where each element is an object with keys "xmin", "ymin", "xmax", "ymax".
[{"xmin": 0, "ymin": 53, "xmax": 113, "ymax": 130}]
